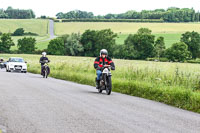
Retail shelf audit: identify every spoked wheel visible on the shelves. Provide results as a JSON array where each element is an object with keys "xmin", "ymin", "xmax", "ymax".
[
  {"xmin": 106, "ymin": 76, "xmax": 112, "ymax": 95},
  {"xmin": 43, "ymin": 69, "xmax": 46, "ymax": 78},
  {"xmin": 45, "ymin": 69, "xmax": 48, "ymax": 78}
]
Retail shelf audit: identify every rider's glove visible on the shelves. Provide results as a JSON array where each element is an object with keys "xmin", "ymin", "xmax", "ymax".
[{"xmin": 111, "ymin": 66, "xmax": 115, "ymax": 70}]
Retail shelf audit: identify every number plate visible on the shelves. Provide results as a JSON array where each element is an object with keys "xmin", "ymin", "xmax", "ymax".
[{"xmin": 15, "ymin": 67, "xmax": 21, "ymax": 70}]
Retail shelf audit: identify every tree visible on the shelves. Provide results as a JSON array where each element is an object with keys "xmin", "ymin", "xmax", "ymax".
[
  {"xmin": 60, "ymin": 33, "xmax": 83, "ymax": 56},
  {"xmin": 80, "ymin": 29, "xmax": 117, "ymax": 57},
  {"xmin": 154, "ymin": 36, "xmax": 166, "ymax": 58},
  {"xmin": 13, "ymin": 28, "xmax": 24, "ymax": 36},
  {"xmin": 80, "ymin": 30, "xmax": 97, "ymax": 56},
  {"xmin": 124, "ymin": 28, "xmax": 155, "ymax": 59},
  {"xmin": 181, "ymin": 31, "xmax": 200, "ymax": 59},
  {"xmin": 94, "ymin": 29, "xmax": 117, "ymax": 57},
  {"xmin": 0, "ymin": 33, "xmax": 14, "ymax": 53},
  {"xmin": 137, "ymin": 28, "xmax": 152, "ymax": 35},
  {"xmin": 165, "ymin": 42, "xmax": 191, "ymax": 62},
  {"xmin": 47, "ymin": 38, "xmax": 65, "ymax": 55},
  {"xmin": 17, "ymin": 37, "xmax": 36, "ymax": 53}
]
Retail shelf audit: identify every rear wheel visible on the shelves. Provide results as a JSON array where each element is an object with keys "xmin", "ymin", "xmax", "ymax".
[{"xmin": 106, "ymin": 76, "xmax": 112, "ymax": 95}]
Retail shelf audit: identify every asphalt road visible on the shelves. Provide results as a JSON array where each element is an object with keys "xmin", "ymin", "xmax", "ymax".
[
  {"xmin": 49, "ymin": 20, "xmax": 56, "ymax": 40},
  {"xmin": 0, "ymin": 69, "xmax": 200, "ymax": 133}
]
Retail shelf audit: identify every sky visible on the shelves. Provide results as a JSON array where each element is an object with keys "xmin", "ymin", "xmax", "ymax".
[{"xmin": 1, "ymin": 0, "xmax": 200, "ymax": 17}]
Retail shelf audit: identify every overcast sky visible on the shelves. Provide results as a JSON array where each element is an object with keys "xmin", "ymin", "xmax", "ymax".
[{"xmin": 1, "ymin": 0, "xmax": 200, "ymax": 17}]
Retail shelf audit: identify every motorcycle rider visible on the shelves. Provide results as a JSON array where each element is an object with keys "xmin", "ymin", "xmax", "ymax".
[
  {"xmin": 39, "ymin": 52, "xmax": 49, "ymax": 75},
  {"xmin": 0, "ymin": 58, "xmax": 4, "ymax": 68},
  {"xmin": 94, "ymin": 49, "xmax": 115, "ymax": 89}
]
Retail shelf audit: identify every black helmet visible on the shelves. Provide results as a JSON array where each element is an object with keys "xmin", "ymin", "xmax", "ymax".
[{"xmin": 100, "ymin": 49, "xmax": 108, "ymax": 56}]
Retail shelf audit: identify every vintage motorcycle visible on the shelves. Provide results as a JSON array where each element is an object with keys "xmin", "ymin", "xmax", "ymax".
[
  {"xmin": 41, "ymin": 60, "xmax": 50, "ymax": 78},
  {"xmin": 96, "ymin": 66, "xmax": 112, "ymax": 95}
]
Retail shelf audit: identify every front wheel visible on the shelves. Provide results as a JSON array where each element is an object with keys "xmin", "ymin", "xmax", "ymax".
[{"xmin": 106, "ymin": 76, "xmax": 112, "ymax": 95}]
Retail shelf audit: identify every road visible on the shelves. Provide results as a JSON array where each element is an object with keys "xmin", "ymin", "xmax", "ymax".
[
  {"xmin": 49, "ymin": 20, "xmax": 56, "ymax": 40},
  {"xmin": 0, "ymin": 69, "xmax": 200, "ymax": 133}
]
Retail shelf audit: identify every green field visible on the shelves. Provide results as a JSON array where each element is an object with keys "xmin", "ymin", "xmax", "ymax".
[
  {"xmin": 0, "ymin": 19, "xmax": 50, "ymax": 50},
  {"xmin": 0, "ymin": 19, "xmax": 49, "ymax": 36},
  {"xmin": 10, "ymin": 36, "xmax": 50, "ymax": 50},
  {"xmin": 116, "ymin": 33, "xmax": 182, "ymax": 48},
  {"xmin": 0, "ymin": 54, "xmax": 199, "ymax": 113},
  {"xmin": 55, "ymin": 22, "xmax": 200, "ymax": 35},
  {"xmin": 55, "ymin": 22, "xmax": 199, "ymax": 47}
]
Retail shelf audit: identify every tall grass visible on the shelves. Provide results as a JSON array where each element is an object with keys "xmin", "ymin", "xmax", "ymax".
[{"xmin": 1, "ymin": 54, "xmax": 200, "ymax": 113}]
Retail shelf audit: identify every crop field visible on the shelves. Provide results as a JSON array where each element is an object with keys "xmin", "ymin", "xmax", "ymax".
[
  {"xmin": 0, "ymin": 19, "xmax": 49, "ymax": 36},
  {"xmin": 0, "ymin": 54, "xmax": 200, "ymax": 113},
  {"xmin": 55, "ymin": 22, "xmax": 200, "ymax": 35},
  {"xmin": 55, "ymin": 22, "xmax": 199, "ymax": 47},
  {"xmin": 116, "ymin": 33, "xmax": 182, "ymax": 48}
]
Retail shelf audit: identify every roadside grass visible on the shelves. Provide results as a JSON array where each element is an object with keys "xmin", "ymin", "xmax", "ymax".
[
  {"xmin": 0, "ymin": 54, "xmax": 200, "ymax": 113},
  {"xmin": 0, "ymin": 19, "xmax": 49, "ymax": 36}
]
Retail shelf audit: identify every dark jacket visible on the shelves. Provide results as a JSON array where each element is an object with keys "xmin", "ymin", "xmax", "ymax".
[
  {"xmin": 94, "ymin": 56, "xmax": 115, "ymax": 70},
  {"xmin": 40, "ymin": 57, "xmax": 49, "ymax": 65}
]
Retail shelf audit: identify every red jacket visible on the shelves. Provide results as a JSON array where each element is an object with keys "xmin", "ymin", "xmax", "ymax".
[{"xmin": 94, "ymin": 56, "xmax": 115, "ymax": 70}]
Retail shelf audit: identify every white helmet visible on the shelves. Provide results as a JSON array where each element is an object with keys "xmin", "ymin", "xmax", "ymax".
[
  {"xmin": 42, "ymin": 52, "xmax": 47, "ymax": 57},
  {"xmin": 100, "ymin": 49, "xmax": 108, "ymax": 56}
]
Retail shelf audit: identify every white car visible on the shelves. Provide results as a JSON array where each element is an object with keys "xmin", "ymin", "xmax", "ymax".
[{"xmin": 6, "ymin": 57, "xmax": 27, "ymax": 73}]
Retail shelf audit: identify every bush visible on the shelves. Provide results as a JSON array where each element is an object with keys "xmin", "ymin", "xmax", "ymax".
[
  {"xmin": 0, "ymin": 33, "xmax": 14, "ymax": 53},
  {"xmin": 187, "ymin": 59, "xmax": 200, "ymax": 64},
  {"xmin": 124, "ymin": 28, "xmax": 155, "ymax": 59},
  {"xmin": 166, "ymin": 42, "xmax": 191, "ymax": 62},
  {"xmin": 13, "ymin": 28, "xmax": 24, "ymax": 36},
  {"xmin": 17, "ymin": 37, "xmax": 36, "ymax": 54},
  {"xmin": 24, "ymin": 32, "xmax": 38, "ymax": 36},
  {"xmin": 47, "ymin": 38, "xmax": 65, "ymax": 55}
]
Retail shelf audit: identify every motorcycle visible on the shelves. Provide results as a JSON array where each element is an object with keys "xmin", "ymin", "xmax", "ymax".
[
  {"xmin": 0, "ymin": 59, "xmax": 5, "ymax": 69},
  {"xmin": 96, "ymin": 65, "xmax": 112, "ymax": 95},
  {"xmin": 0, "ymin": 62, "xmax": 4, "ymax": 69},
  {"xmin": 41, "ymin": 60, "xmax": 50, "ymax": 78}
]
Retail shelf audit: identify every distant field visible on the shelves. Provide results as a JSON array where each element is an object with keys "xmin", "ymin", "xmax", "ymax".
[
  {"xmin": 0, "ymin": 19, "xmax": 49, "ymax": 36},
  {"xmin": 116, "ymin": 33, "xmax": 182, "ymax": 48},
  {"xmin": 0, "ymin": 19, "xmax": 50, "ymax": 50},
  {"xmin": 55, "ymin": 22, "xmax": 200, "ymax": 35},
  {"xmin": 55, "ymin": 22, "xmax": 198, "ymax": 47}
]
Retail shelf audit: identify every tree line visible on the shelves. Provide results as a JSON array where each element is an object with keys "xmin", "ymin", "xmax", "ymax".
[
  {"xmin": 46, "ymin": 28, "xmax": 200, "ymax": 62},
  {"xmin": 56, "ymin": 7, "xmax": 200, "ymax": 22},
  {"xmin": 0, "ymin": 7, "xmax": 35, "ymax": 19},
  {"xmin": 1, "ymin": 28, "xmax": 200, "ymax": 62}
]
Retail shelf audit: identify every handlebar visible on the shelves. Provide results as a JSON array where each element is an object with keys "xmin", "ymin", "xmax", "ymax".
[{"xmin": 40, "ymin": 60, "xmax": 50, "ymax": 63}]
